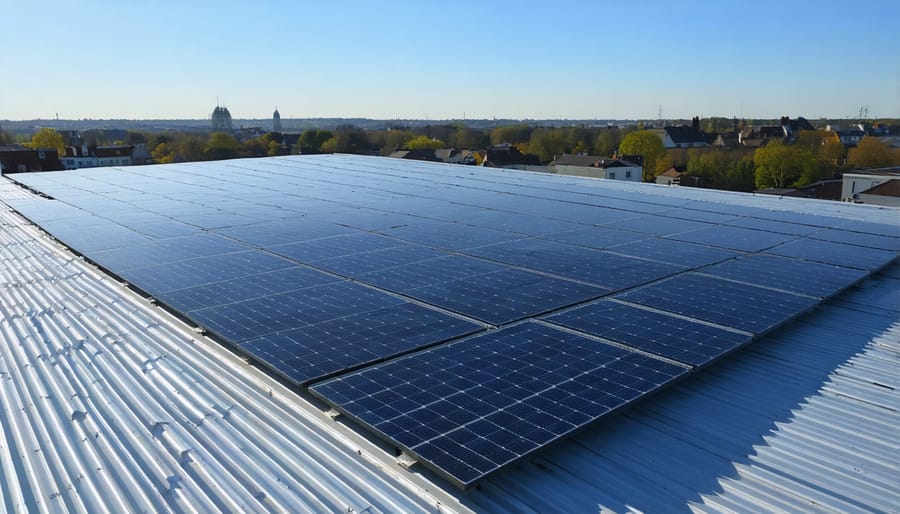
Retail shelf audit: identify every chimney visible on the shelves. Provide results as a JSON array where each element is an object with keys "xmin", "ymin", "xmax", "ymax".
[{"xmin": 691, "ymin": 116, "xmax": 700, "ymax": 132}]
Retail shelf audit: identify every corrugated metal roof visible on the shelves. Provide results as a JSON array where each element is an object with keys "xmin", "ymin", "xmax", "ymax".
[
  {"xmin": 0, "ymin": 184, "xmax": 460, "ymax": 513},
  {"xmin": 464, "ymin": 263, "xmax": 899, "ymax": 513},
  {"xmin": 2, "ymin": 163, "xmax": 898, "ymax": 513}
]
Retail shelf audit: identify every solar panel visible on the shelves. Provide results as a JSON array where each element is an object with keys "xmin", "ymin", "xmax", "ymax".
[
  {"xmin": 808, "ymin": 228, "xmax": 900, "ymax": 252},
  {"xmin": 240, "ymin": 303, "xmax": 482, "ymax": 384},
  {"xmin": 5, "ymin": 154, "xmax": 895, "ymax": 489},
  {"xmin": 607, "ymin": 238, "xmax": 740, "ymax": 268},
  {"xmin": 700, "ymin": 254, "xmax": 869, "ymax": 298},
  {"xmin": 462, "ymin": 238, "xmax": 683, "ymax": 290},
  {"xmin": 617, "ymin": 273, "xmax": 819, "ymax": 334},
  {"xmin": 766, "ymin": 238, "xmax": 897, "ymax": 270},
  {"xmin": 310, "ymin": 322, "xmax": 687, "ymax": 488},
  {"xmin": 403, "ymin": 268, "xmax": 606, "ymax": 325},
  {"xmin": 669, "ymin": 225, "xmax": 797, "ymax": 252},
  {"xmin": 544, "ymin": 300, "xmax": 751, "ymax": 367},
  {"xmin": 538, "ymin": 226, "xmax": 649, "ymax": 250}
]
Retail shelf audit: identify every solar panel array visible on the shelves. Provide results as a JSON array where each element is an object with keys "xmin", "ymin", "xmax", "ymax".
[{"xmin": 5, "ymin": 154, "xmax": 897, "ymax": 489}]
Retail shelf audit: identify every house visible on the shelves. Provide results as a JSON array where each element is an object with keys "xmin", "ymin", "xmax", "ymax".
[
  {"xmin": 550, "ymin": 154, "xmax": 642, "ymax": 181},
  {"xmin": 754, "ymin": 179, "xmax": 843, "ymax": 201},
  {"xmin": 389, "ymin": 148, "xmax": 477, "ymax": 165},
  {"xmin": 0, "ymin": 144, "xmax": 64, "ymax": 172},
  {"xmin": 826, "ymin": 124, "xmax": 866, "ymax": 146},
  {"xmin": 841, "ymin": 167, "xmax": 900, "ymax": 204},
  {"xmin": 655, "ymin": 164, "xmax": 701, "ymax": 186},
  {"xmin": 94, "ymin": 145, "xmax": 135, "ymax": 167},
  {"xmin": 653, "ymin": 118, "xmax": 709, "ymax": 149},
  {"xmin": 739, "ymin": 116, "xmax": 816, "ymax": 147},
  {"xmin": 482, "ymin": 143, "xmax": 545, "ymax": 171}
]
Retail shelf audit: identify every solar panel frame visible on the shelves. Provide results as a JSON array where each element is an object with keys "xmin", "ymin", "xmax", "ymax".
[{"xmin": 310, "ymin": 322, "xmax": 688, "ymax": 489}]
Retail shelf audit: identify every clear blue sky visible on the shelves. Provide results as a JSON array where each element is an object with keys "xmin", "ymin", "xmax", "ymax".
[{"xmin": 2, "ymin": 0, "xmax": 898, "ymax": 121}]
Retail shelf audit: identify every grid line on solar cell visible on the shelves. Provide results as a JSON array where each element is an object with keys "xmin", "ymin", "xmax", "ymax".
[
  {"xmin": 403, "ymin": 268, "xmax": 607, "ymax": 325},
  {"xmin": 160, "ymin": 266, "xmax": 341, "ymax": 311},
  {"xmin": 668, "ymin": 225, "xmax": 797, "ymax": 252},
  {"xmin": 807, "ymin": 228, "xmax": 900, "ymax": 252},
  {"xmin": 239, "ymin": 303, "xmax": 483, "ymax": 384},
  {"xmin": 543, "ymin": 300, "xmax": 751, "ymax": 367},
  {"xmin": 310, "ymin": 322, "xmax": 687, "ymax": 488},
  {"xmin": 616, "ymin": 273, "xmax": 819, "ymax": 334},
  {"xmin": 607, "ymin": 238, "xmax": 740, "ymax": 268},
  {"xmin": 187, "ymin": 280, "xmax": 405, "ymax": 341},
  {"xmin": 700, "ymin": 254, "xmax": 869, "ymax": 298},
  {"xmin": 461, "ymin": 239, "xmax": 683, "ymax": 290},
  {"xmin": 766, "ymin": 238, "xmax": 897, "ymax": 270}
]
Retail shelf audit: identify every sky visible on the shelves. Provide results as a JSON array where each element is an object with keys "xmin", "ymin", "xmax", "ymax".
[{"xmin": 1, "ymin": 0, "xmax": 898, "ymax": 121}]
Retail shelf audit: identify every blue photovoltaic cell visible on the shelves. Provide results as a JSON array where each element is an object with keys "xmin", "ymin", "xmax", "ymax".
[
  {"xmin": 603, "ymin": 214, "xmax": 711, "ymax": 236},
  {"xmin": 310, "ymin": 322, "xmax": 687, "ymax": 488},
  {"xmin": 701, "ymin": 254, "xmax": 869, "ymax": 298},
  {"xmin": 767, "ymin": 238, "xmax": 897, "ymax": 271},
  {"xmin": 358, "ymin": 255, "xmax": 509, "ymax": 292},
  {"xmin": 539, "ymin": 226, "xmax": 649, "ymax": 250},
  {"xmin": 376, "ymin": 220, "xmax": 524, "ymax": 251},
  {"xmin": 266, "ymin": 232, "xmax": 405, "ymax": 263},
  {"xmin": 214, "ymin": 218, "xmax": 355, "ymax": 247},
  {"xmin": 545, "ymin": 300, "xmax": 750, "ymax": 367},
  {"xmin": 188, "ymin": 281, "xmax": 404, "ymax": 341},
  {"xmin": 724, "ymin": 217, "xmax": 820, "ymax": 236},
  {"xmin": 669, "ymin": 225, "xmax": 797, "ymax": 252},
  {"xmin": 617, "ymin": 273, "xmax": 819, "ymax": 334},
  {"xmin": 405, "ymin": 268, "xmax": 606, "ymax": 325},
  {"xmin": 462, "ymin": 239, "xmax": 683, "ymax": 290},
  {"xmin": 608, "ymin": 238, "xmax": 740, "ymax": 268},
  {"xmin": 239, "ymin": 303, "xmax": 482, "ymax": 384},
  {"xmin": 161, "ymin": 266, "xmax": 341, "ymax": 312},
  {"xmin": 808, "ymin": 228, "xmax": 900, "ymax": 252},
  {"xmin": 117, "ymin": 251, "xmax": 296, "ymax": 295},
  {"xmin": 310, "ymin": 244, "xmax": 450, "ymax": 277},
  {"xmin": 90, "ymin": 233, "xmax": 251, "ymax": 271}
]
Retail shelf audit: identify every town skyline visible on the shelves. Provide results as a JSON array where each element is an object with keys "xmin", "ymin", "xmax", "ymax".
[{"xmin": 2, "ymin": 0, "xmax": 898, "ymax": 121}]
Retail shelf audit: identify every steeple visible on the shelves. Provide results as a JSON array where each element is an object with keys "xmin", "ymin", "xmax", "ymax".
[{"xmin": 273, "ymin": 107, "xmax": 282, "ymax": 132}]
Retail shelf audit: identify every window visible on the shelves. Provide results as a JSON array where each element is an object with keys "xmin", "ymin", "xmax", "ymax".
[
  {"xmin": 626, "ymin": 171, "xmax": 632, "ymax": 178},
  {"xmin": 609, "ymin": 172, "xmax": 616, "ymax": 179}
]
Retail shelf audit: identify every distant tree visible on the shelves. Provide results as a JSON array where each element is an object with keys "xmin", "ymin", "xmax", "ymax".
[
  {"xmin": 753, "ymin": 141, "xmax": 817, "ymax": 188},
  {"xmin": 722, "ymin": 157, "xmax": 756, "ymax": 191},
  {"xmin": 125, "ymin": 131, "xmax": 148, "ymax": 145},
  {"xmin": 490, "ymin": 124, "xmax": 531, "ymax": 145},
  {"xmin": 297, "ymin": 129, "xmax": 335, "ymax": 154},
  {"xmin": 820, "ymin": 138, "xmax": 845, "ymax": 168},
  {"xmin": 618, "ymin": 130, "xmax": 665, "ymax": 181},
  {"xmin": 320, "ymin": 126, "xmax": 369, "ymax": 154},
  {"xmin": 151, "ymin": 142, "xmax": 176, "ymax": 163},
  {"xmin": 0, "ymin": 129, "xmax": 13, "ymax": 145},
  {"xmin": 848, "ymin": 137, "xmax": 897, "ymax": 168},
  {"xmin": 205, "ymin": 132, "xmax": 240, "ymax": 160},
  {"xmin": 406, "ymin": 135, "xmax": 446, "ymax": 150},
  {"xmin": 528, "ymin": 128, "xmax": 568, "ymax": 163},
  {"xmin": 177, "ymin": 135, "xmax": 206, "ymax": 162},
  {"xmin": 27, "ymin": 127, "xmax": 66, "ymax": 156}
]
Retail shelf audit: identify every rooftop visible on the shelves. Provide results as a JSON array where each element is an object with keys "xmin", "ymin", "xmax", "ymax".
[{"xmin": 1, "ymin": 155, "xmax": 897, "ymax": 512}]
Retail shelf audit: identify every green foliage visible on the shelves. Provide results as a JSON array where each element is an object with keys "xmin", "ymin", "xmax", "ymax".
[
  {"xmin": 752, "ymin": 141, "xmax": 820, "ymax": 189},
  {"xmin": 490, "ymin": 124, "xmax": 532, "ymax": 145},
  {"xmin": 848, "ymin": 137, "xmax": 898, "ymax": 168},
  {"xmin": 205, "ymin": 132, "xmax": 240, "ymax": 160},
  {"xmin": 618, "ymin": 130, "xmax": 665, "ymax": 181},
  {"xmin": 28, "ymin": 127, "xmax": 66, "ymax": 156},
  {"xmin": 406, "ymin": 135, "xmax": 446, "ymax": 150},
  {"xmin": 528, "ymin": 128, "xmax": 568, "ymax": 163},
  {"xmin": 320, "ymin": 126, "xmax": 369, "ymax": 154},
  {"xmin": 151, "ymin": 142, "xmax": 175, "ymax": 163},
  {"xmin": 297, "ymin": 129, "xmax": 334, "ymax": 153}
]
